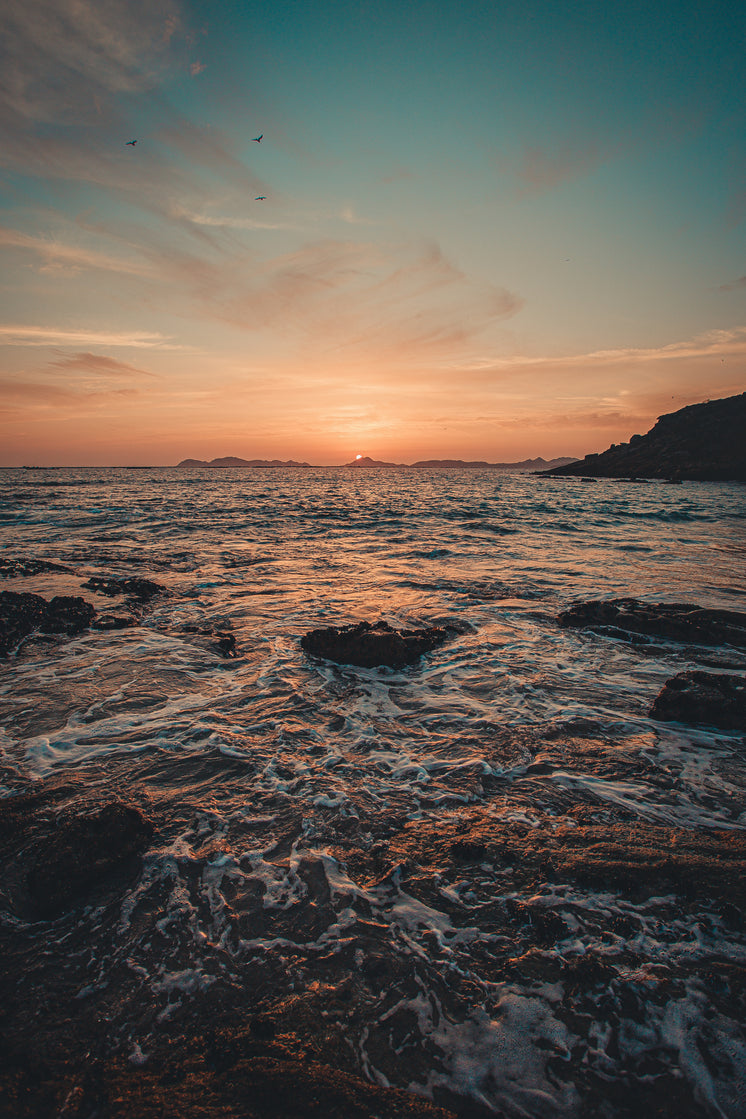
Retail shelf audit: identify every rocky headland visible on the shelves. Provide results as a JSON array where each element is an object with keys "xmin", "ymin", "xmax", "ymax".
[{"xmin": 541, "ymin": 392, "xmax": 746, "ymax": 481}]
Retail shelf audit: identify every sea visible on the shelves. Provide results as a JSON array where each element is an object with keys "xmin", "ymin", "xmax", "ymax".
[{"xmin": 1, "ymin": 466, "xmax": 745, "ymax": 1118}]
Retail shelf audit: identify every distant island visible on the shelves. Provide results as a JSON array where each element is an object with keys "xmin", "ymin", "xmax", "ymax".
[
  {"xmin": 343, "ymin": 455, "xmax": 578, "ymax": 470},
  {"xmin": 177, "ymin": 457, "xmax": 312, "ymax": 468},
  {"xmin": 541, "ymin": 392, "xmax": 746, "ymax": 482},
  {"xmin": 176, "ymin": 455, "xmax": 577, "ymax": 470}
]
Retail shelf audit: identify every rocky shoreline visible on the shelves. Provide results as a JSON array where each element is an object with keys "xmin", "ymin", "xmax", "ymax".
[{"xmin": 2, "ymin": 561, "xmax": 746, "ymax": 1117}]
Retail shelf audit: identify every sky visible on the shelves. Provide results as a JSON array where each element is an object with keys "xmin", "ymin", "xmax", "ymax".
[{"xmin": 1, "ymin": 0, "xmax": 745, "ymax": 466}]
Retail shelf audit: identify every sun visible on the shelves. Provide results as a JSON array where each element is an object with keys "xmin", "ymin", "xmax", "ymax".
[{"xmin": 355, "ymin": 454, "xmax": 363, "ymax": 460}]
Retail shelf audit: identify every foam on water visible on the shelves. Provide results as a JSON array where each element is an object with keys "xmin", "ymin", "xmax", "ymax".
[{"xmin": 2, "ymin": 467, "xmax": 746, "ymax": 1116}]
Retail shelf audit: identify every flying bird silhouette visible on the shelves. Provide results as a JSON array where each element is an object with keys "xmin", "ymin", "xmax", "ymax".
[
  {"xmin": 125, "ymin": 139, "xmax": 137, "ymax": 146},
  {"xmin": 255, "ymin": 196, "xmax": 267, "ymax": 200},
  {"xmin": 252, "ymin": 134, "xmax": 263, "ymax": 142}
]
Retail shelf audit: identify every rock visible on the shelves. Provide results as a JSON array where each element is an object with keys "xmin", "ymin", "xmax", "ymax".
[
  {"xmin": 0, "ymin": 557, "xmax": 72, "ymax": 578},
  {"xmin": 0, "ymin": 590, "xmax": 95, "ymax": 655},
  {"xmin": 558, "ymin": 597, "xmax": 746, "ymax": 648},
  {"xmin": 213, "ymin": 632, "xmax": 237, "ymax": 658},
  {"xmin": 650, "ymin": 670, "xmax": 746, "ymax": 730},
  {"xmin": 25, "ymin": 801, "xmax": 154, "ymax": 918},
  {"xmin": 91, "ymin": 614, "xmax": 136, "ymax": 630},
  {"xmin": 44, "ymin": 595, "xmax": 96, "ymax": 634},
  {"xmin": 541, "ymin": 391, "xmax": 746, "ymax": 481},
  {"xmin": 301, "ymin": 619, "xmax": 448, "ymax": 668},
  {"xmin": 0, "ymin": 590, "xmax": 48, "ymax": 654},
  {"xmin": 80, "ymin": 575, "xmax": 163, "ymax": 601}
]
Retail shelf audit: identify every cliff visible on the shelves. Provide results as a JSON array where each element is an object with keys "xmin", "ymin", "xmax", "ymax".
[{"xmin": 542, "ymin": 393, "xmax": 746, "ymax": 482}]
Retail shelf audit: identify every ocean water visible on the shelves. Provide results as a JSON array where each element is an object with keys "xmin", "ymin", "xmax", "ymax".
[{"xmin": 1, "ymin": 467, "xmax": 746, "ymax": 1117}]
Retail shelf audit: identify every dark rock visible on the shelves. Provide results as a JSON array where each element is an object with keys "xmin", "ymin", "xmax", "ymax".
[
  {"xmin": 91, "ymin": 613, "xmax": 136, "ymax": 630},
  {"xmin": 0, "ymin": 557, "xmax": 72, "ymax": 578},
  {"xmin": 541, "ymin": 391, "xmax": 746, "ymax": 481},
  {"xmin": 650, "ymin": 670, "xmax": 746, "ymax": 730},
  {"xmin": 301, "ymin": 619, "xmax": 448, "ymax": 668},
  {"xmin": 81, "ymin": 575, "xmax": 163, "ymax": 601},
  {"xmin": 25, "ymin": 801, "xmax": 154, "ymax": 918},
  {"xmin": 0, "ymin": 590, "xmax": 48, "ymax": 654},
  {"xmin": 213, "ymin": 632, "xmax": 237, "ymax": 658},
  {"xmin": 44, "ymin": 595, "xmax": 96, "ymax": 634},
  {"xmin": 0, "ymin": 591, "xmax": 95, "ymax": 654},
  {"xmin": 558, "ymin": 597, "xmax": 746, "ymax": 648}
]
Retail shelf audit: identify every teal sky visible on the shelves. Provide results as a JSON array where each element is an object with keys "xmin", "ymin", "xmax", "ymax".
[{"xmin": 1, "ymin": 0, "xmax": 744, "ymax": 464}]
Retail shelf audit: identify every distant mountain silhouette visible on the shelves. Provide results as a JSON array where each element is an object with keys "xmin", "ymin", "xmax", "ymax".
[
  {"xmin": 541, "ymin": 393, "xmax": 746, "ymax": 482},
  {"xmin": 177, "ymin": 457, "xmax": 312, "ymax": 468},
  {"xmin": 344, "ymin": 455, "xmax": 577, "ymax": 470},
  {"xmin": 344, "ymin": 456, "xmax": 408, "ymax": 468}
]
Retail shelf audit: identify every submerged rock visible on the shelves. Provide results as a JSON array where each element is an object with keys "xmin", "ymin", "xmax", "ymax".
[
  {"xmin": 25, "ymin": 801, "xmax": 154, "ymax": 919},
  {"xmin": 301, "ymin": 619, "xmax": 448, "ymax": 668},
  {"xmin": 0, "ymin": 557, "xmax": 72, "ymax": 578},
  {"xmin": 0, "ymin": 590, "xmax": 95, "ymax": 655},
  {"xmin": 81, "ymin": 575, "xmax": 163, "ymax": 601},
  {"xmin": 650, "ymin": 670, "xmax": 746, "ymax": 730},
  {"xmin": 558, "ymin": 597, "xmax": 746, "ymax": 648}
]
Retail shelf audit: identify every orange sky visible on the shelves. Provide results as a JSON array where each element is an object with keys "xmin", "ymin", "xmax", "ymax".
[{"xmin": 1, "ymin": 0, "xmax": 745, "ymax": 465}]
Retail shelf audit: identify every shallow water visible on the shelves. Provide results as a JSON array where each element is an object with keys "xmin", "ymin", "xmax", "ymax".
[{"xmin": 1, "ymin": 467, "xmax": 746, "ymax": 1117}]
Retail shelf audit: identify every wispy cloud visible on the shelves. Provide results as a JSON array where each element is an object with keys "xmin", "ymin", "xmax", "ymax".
[
  {"xmin": 513, "ymin": 141, "xmax": 607, "ymax": 194},
  {"xmin": 0, "ymin": 0, "xmax": 183, "ymax": 129},
  {"xmin": 719, "ymin": 276, "xmax": 746, "ymax": 292},
  {"xmin": 172, "ymin": 206, "xmax": 292, "ymax": 232},
  {"xmin": 48, "ymin": 351, "xmax": 158, "ymax": 378},
  {"xmin": 0, "ymin": 325, "xmax": 180, "ymax": 348},
  {"xmin": 0, "ymin": 226, "xmax": 150, "ymax": 276},
  {"xmin": 190, "ymin": 61, "xmax": 206, "ymax": 77}
]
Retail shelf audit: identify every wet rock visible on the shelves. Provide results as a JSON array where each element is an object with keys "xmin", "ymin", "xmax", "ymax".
[
  {"xmin": 80, "ymin": 575, "xmax": 163, "ymax": 601},
  {"xmin": 91, "ymin": 613, "xmax": 135, "ymax": 631},
  {"xmin": 44, "ymin": 595, "xmax": 96, "ymax": 634},
  {"xmin": 0, "ymin": 591, "xmax": 48, "ymax": 654},
  {"xmin": 558, "ymin": 597, "xmax": 746, "ymax": 648},
  {"xmin": 300, "ymin": 619, "xmax": 448, "ymax": 668},
  {"xmin": 214, "ymin": 632, "xmax": 237, "ymax": 658},
  {"xmin": 650, "ymin": 670, "xmax": 746, "ymax": 730},
  {"xmin": 25, "ymin": 801, "xmax": 154, "ymax": 918},
  {"xmin": 0, "ymin": 590, "xmax": 95, "ymax": 655},
  {"xmin": 0, "ymin": 557, "xmax": 72, "ymax": 578}
]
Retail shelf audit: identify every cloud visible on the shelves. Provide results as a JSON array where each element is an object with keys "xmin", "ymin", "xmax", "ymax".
[
  {"xmin": 0, "ymin": 226, "xmax": 150, "ymax": 276},
  {"xmin": 190, "ymin": 61, "xmax": 207, "ymax": 76},
  {"xmin": 48, "ymin": 352, "xmax": 158, "ymax": 378},
  {"xmin": 0, "ymin": 325, "xmax": 179, "ymax": 348},
  {"xmin": 173, "ymin": 206, "xmax": 291, "ymax": 232},
  {"xmin": 0, "ymin": 378, "xmax": 77, "ymax": 404},
  {"xmin": 719, "ymin": 276, "xmax": 746, "ymax": 292},
  {"xmin": 215, "ymin": 238, "xmax": 523, "ymax": 363},
  {"xmin": 0, "ymin": 0, "xmax": 183, "ymax": 129},
  {"xmin": 513, "ymin": 141, "xmax": 605, "ymax": 194}
]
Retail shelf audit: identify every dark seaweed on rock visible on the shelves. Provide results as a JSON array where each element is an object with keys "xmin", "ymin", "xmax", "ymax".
[
  {"xmin": 558, "ymin": 597, "xmax": 746, "ymax": 648},
  {"xmin": 650, "ymin": 670, "xmax": 746, "ymax": 730},
  {"xmin": 0, "ymin": 590, "xmax": 95, "ymax": 656},
  {"xmin": 301, "ymin": 619, "xmax": 448, "ymax": 668}
]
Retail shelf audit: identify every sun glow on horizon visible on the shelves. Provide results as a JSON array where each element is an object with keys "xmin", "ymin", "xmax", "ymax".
[{"xmin": 355, "ymin": 454, "xmax": 363, "ymax": 459}]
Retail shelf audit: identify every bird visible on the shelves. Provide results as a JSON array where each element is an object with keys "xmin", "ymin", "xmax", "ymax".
[
  {"xmin": 255, "ymin": 196, "xmax": 266, "ymax": 200},
  {"xmin": 252, "ymin": 134, "xmax": 263, "ymax": 142},
  {"xmin": 125, "ymin": 139, "xmax": 137, "ymax": 146}
]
